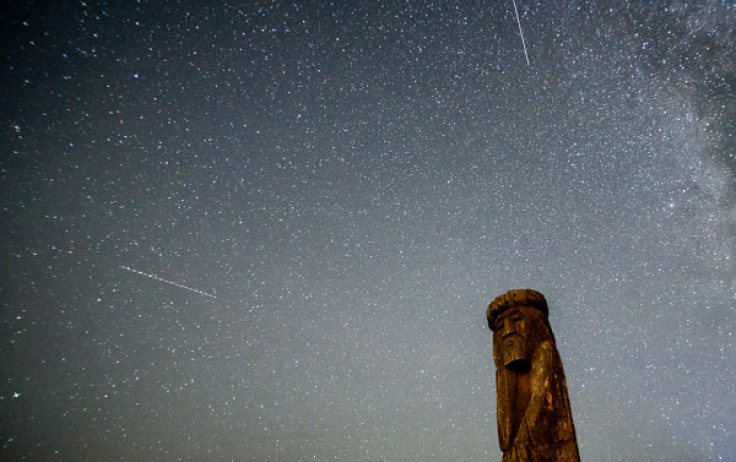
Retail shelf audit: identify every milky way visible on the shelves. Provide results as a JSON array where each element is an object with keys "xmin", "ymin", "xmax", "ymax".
[{"xmin": 1, "ymin": 1, "xmax": 734, "ymax": 461}]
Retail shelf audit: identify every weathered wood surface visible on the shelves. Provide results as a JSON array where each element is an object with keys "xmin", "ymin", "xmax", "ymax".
[{"xmin": 487, "ymin": 289, "xmax": 581, "ymax": 462}]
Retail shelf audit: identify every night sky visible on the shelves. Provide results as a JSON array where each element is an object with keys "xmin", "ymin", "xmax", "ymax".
[{"xmin": 2, "ymin": 1, "xmax": 735, "ymax": 461}]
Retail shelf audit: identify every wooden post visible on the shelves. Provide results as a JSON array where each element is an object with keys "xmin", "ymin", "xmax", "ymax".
[{"xmin": 487, "ymin": 289, "xmax": 581, "ymax": 462}]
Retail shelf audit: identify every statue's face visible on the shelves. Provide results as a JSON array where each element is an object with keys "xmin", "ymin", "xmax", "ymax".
[{"xmin": 493, "ymin": 306, "xmax": 534, "ymax": 369}]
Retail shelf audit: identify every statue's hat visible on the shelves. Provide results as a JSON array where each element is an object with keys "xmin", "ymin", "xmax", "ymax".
[{"xmin": 487, "ymin": 289, "xmax": 548, "ymax": 330}]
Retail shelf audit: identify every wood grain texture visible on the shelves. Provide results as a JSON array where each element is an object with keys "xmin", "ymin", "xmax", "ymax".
[{"xmin": 488, "ymin": 289, "xmax": 581, "ymax": 462}]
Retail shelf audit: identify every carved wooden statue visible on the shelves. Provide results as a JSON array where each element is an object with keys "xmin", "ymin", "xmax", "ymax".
[{"xmin": 486, "ymin": 289, "xmax": 580, "ymax": 462}]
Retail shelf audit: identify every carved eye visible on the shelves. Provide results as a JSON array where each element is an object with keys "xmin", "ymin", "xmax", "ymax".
[{"xmin": 495, "ymin": 318, "xmax": 504, "ymax": 331}]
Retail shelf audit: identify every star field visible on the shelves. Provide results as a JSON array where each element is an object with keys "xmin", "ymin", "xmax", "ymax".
[{"xmin": 1, "ymin": 1, "xmax": 735, "ymax": 461}]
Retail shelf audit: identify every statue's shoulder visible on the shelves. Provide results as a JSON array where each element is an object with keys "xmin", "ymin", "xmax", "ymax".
[
  {"xmin": 534, "ymin": 340, "xmax": 556, "ymax": 354},
  {"xmin": 532, "ymin": 340, "xmax": 562, "ymax": 366}
]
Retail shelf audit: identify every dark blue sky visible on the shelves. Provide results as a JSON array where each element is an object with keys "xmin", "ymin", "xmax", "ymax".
[{"xmin": 2, "ymin": 1, "xmax": 735, "ymax": 461}]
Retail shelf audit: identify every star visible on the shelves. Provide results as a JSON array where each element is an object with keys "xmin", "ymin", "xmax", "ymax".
[{"xmin": 1, "ymin": 2, "xmax": 735, "ymax": 461}]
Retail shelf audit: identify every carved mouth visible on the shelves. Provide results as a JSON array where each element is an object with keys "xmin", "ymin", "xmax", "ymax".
[{"xmin": 506, "ymin": 359, "xmax": 531, "ymax": 371}]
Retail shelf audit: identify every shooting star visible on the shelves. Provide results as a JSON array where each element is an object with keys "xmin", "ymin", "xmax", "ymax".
[
  {"xmin": 512, "ymin": 0, "xmax": 530, "ymax": 66},
  {"xmin": 120, "ymin": 266, "xmax": 218, "ymax": 300}
]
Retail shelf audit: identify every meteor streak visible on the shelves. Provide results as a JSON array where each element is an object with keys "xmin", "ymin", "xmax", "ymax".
[
  {"xmin": 120, "ymin": 266, "xmax": 218, "ymax": 299},
  {"xmin": 512, "ymin": 0, "xmax": 530, "ymax": 66}
]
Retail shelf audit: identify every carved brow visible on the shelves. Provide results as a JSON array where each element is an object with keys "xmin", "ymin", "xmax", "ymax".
[{"xmin": 504, "ymin": 308, "xmax": 523, "ymax": 317}]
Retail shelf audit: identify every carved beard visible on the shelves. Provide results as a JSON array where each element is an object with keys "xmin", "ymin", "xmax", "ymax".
[{"xmin": 502, "ymin": 334, "xmax": 530, "ymax": 370}]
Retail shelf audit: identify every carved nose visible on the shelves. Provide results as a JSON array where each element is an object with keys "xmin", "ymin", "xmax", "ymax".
[{"xmin": 501, "ymin": 319, "xmax": 515, "ymax": 337}]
